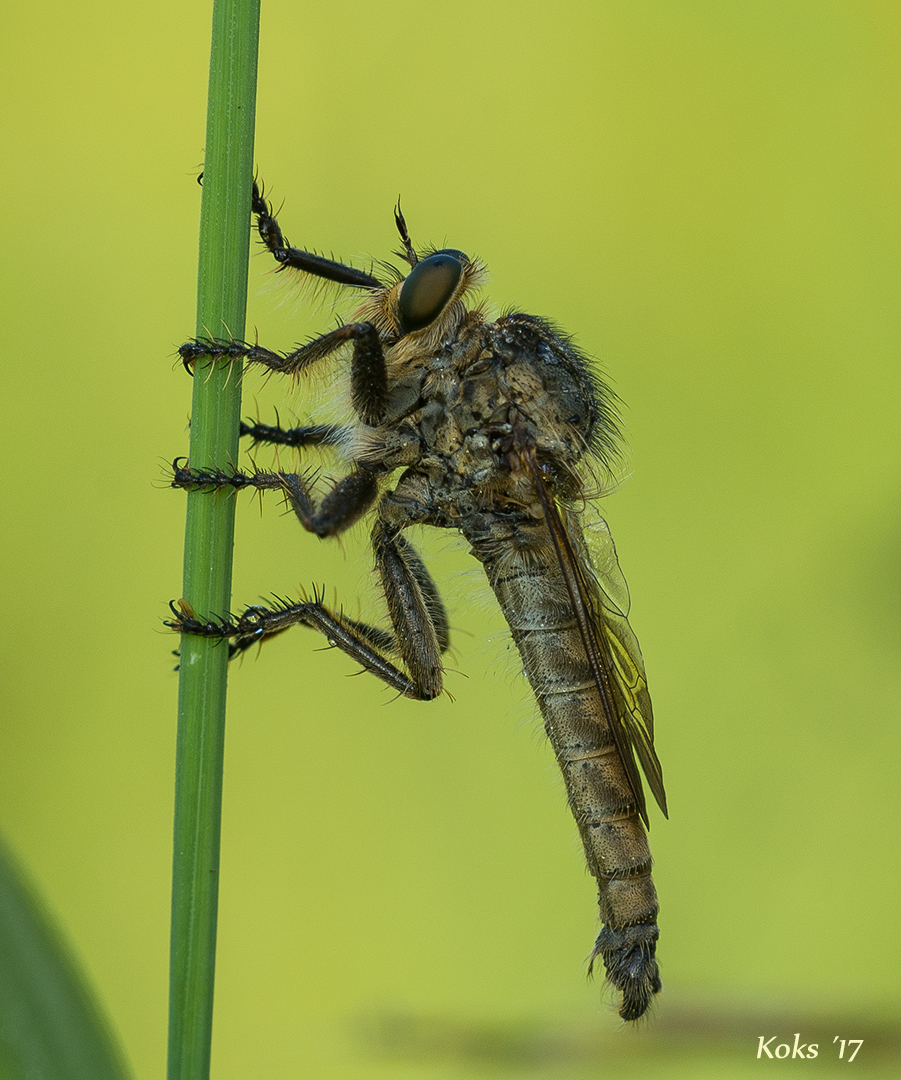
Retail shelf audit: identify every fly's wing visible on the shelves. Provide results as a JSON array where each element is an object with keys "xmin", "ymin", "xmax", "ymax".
[
  {"xmin": 578, "ymin": 511, "xmax": 667, "ymax": 812},
  {"xmin": 579, "ymin": 513, "xmax": 668, "ymax": 819},
  {"xmin": 526, "ymin": 454, "xmax": 667, "ymax": 827},
  {"xmin": 583, "ymin": 515, "xmax": 631, "ymax": 617}
]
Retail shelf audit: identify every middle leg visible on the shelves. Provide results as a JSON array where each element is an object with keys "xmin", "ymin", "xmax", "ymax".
[
  {"xmin": 179, "ymin": 319, "xmax": 388, "ymax": 426},
  {"xmin": 239, "ymin": 418, "xmax": 346, "ymax": 450},
  {"xmin": 172, "ymin": 460, "xmax": 381, "ymax": 538}
]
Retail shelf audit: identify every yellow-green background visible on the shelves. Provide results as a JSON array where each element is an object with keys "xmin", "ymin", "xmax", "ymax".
[{"xmin": 1, "ymin": 1, "xmax": 899, "ymax": 1077}]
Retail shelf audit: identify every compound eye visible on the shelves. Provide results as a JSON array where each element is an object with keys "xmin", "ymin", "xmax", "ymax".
[{"xmin": 398, "ymin": 252, "xmax": 464, "ymax": 333}]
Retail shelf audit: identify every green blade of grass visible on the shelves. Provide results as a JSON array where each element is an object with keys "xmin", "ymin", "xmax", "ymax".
[{"xmin": 168, "ymin": 2, "xmax": 260, "ymax": 1078}]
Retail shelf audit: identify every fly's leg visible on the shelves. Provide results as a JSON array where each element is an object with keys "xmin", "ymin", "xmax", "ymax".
[
  {"xmin": 171, "ymin": 460, "xmax": 380, "ymax": 538},
  {"xmin": 167, "ymin": 525, "xmax": 449, "ymax": 701},
  {"xmin": 179, "ymin": 321, "xmax": 388, "ymax": 426},
  {"xmin": 239, "ymin": 419, "xmax": 345, "ymax": 450},
  {"xmin": 170, "ymin": 459, "xmax": 394, "ymax": 671},
  {"xmin": 250, "ymin": 180, "xmax": 384, "ymax": 289},
  {"xmin": 373, "ymin": 522, "xmax": 447, "ymax": 699},
  {"xmin": 178, "ymin": 180, "xmax": 389, "ymax": 417},
  {"xmin": 167, "ymin": 597, "xmax": 424, "ymax": 696}
]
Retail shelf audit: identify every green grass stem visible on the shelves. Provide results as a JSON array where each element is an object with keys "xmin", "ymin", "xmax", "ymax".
[{"xmin": 168, "ymin": 2, "xmax": 260, "ymax": 1078}]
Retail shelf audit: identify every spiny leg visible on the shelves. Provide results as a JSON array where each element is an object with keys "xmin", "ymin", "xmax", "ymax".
[
  {"xmin": 251, "ymin": 180, "xmax": 385, "ymax": 289},
  {"xmin": 179, "ymin": 321, "xmax": 388, "ymax": 425},
  {"xmin": 180, "ymin": 179, "xmax": 388, "ymax": 398},
  {"xmin": 167, "ymin": 520, "xmax": 450, "ymax": 701},
  {"xmin": 373, "ymin": 521, "xmax": 447, "ymax": 700},
  {"xmin": 167, "ymin": 597, "xmax": 421, "ymax": 696},
  {"xmin": 170, "ymin": 451, "xmax": 387, "ymax": 670},
  {"xmin": 169, "ymin": 460, "xmax": 414, "ymax": 685},
  {"xmin": 239, "ymin": 419, "xmax": 346, "ymax": 450},
  {"xmin": 172, "ymin": 461, "xmax": 381, "ymax": 539}
]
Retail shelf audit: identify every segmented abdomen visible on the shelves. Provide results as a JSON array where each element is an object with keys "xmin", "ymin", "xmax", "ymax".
[{"xmin": 468, "ymin": 522, "xmax": 661, "ymax": 1020}]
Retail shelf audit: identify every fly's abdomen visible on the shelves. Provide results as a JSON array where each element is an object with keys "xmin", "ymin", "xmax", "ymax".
[
  {"xmin": 474, "ymin": 541, "xmax": 661, "ymax": 1020},
  {"xmin": 542, "ymin": 680, "xmax": 661, "ymax": 1021}
]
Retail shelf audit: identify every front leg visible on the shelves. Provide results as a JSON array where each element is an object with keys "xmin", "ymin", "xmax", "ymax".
[{"xmin": 250, "ymin": 180, "xmax": 386, "ymax": 289}]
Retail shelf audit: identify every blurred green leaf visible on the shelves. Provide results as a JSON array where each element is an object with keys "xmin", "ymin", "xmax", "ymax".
[{"xmin": 0, "ymin": 836, "xmax": 130, "ymax": 1080}]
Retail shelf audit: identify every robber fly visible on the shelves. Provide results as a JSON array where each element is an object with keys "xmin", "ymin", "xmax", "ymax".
[{"xmin": 168, "ymin": 180, "xmax": 668, "ymax": 1021}]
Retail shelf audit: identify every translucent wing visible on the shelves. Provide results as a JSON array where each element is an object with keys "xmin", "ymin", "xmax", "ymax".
[
  {"xmin": 526, "ymin": 454, "xmax": 667, "ymax": 826},
  {"xmin": 583, "ymin": 514, "xmax": 631, "ymax": 618},
  {"xmin": 578, "ymin": 511, "xmax": 666, "ymax": 815}
]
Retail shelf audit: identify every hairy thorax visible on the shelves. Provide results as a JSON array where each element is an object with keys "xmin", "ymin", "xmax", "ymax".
[{"xmin": 367, "ymin": 312, "xmax": 601, "ymax": 526}]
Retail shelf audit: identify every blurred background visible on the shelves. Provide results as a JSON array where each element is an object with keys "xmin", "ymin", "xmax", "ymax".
[{"xmin": 1, "ymin": 1, "xmax": 899, "ymax": 1076}]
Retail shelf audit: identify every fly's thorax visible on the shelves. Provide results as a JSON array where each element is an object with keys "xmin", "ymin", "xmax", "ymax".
[
  {"xmin": 431, "ymin": 321, "xmax": 595, "ymax": 498},
  {"xmin": 377, "ymin": 318, "xmax": 484, "ymax": 425},
  {"xmin": 357, "ymin": 308, "xmax": 605, "ymax": 504},
  {"xmin": 485, "ymin": 315, "xmax": 608, "ymax": 459}
]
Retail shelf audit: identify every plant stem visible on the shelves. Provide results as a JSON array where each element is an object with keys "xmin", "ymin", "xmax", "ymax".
[{"xmin": 167, "ymin": 2, "xmax": 260, "ymax": 1078}]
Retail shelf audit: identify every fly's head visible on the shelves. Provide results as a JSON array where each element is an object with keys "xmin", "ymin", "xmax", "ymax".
[{"xmin": 352, "ymin": 207, "xmax": 487, "ymax": 359}]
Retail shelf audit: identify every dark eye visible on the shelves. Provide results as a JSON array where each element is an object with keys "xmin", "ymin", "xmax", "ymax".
[{"xmin": 398, "ymin": 251, "xmax": 465, "ymax": 333}]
